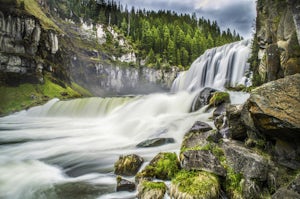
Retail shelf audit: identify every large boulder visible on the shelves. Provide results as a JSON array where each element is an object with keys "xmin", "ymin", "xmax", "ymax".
[
  {"xmin": 226, "ymin": 104, "xmax": 247, "ymax": 141},
  {"xmin": 222, "ymin": 140, "xmax": 269, "ymax": 181},
  {"xmin": 170, "ymin": 170, "xmax": 220, "ymax": 199},
  {"xmin": 181, "ymin": 149, "xmax": 226, "ymax": 176},
  {"xmin": 114, "ymin": 154, "xmax": 144, "ymax": 176},
  {"xmin": 190, "ymin": 87, "xmax": 218, "ymax": 112},
  {"xmin": 135, "ymin": 152, "xmax": 180, "ymax": 182},
  {"xmin": 246, "ymin": 74, "xmax": 300, "ymax": 142},
  {"xmin": 181, "ymin": 121, "xmax": 214, "ymax": 150}
]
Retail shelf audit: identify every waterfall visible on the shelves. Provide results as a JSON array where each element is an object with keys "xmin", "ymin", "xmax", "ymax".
[
  {"xmin": 171, "ymin": 40, "xmax": 251, "ymax": 92},
  {"xmin": 0, "ymin": 40, "xmax": 252, "ymax": 199}
]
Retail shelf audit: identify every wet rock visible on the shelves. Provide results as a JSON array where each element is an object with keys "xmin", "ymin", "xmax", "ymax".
[
  {"xmin": 222, "ymin": 140, "xmax": 269, "ymax": 181},
  {"xmin": 114, "ymin": 154, "xmax": 144, "ymax": 176},
  {"xmin": 190, "ymin": 87, "xmax": 218, "ymax": 112},
  {"xmin": 40, "ymin": 181, "xmax": 114, "ymax": 199},
  {"xmin": 136, "ymin": 138, "xmax": 175, "ymax": 148},
  {"xmin": 137, "ymin": 180, "xmax": 166, "ymax": 199},
  {"xmin": 170, "ymin": 170, "xmax": 220, "ymax": 199},
  {"xmin": 213, "ymin": 102, "xmax": 227, "ymax": 118},
  {"xmin": 135, "ymin": 152, "xmax": 180, "ymax": 182},
  {"xmin": 181, "ymin": 150, "xmax": 226, "ymax": 176},
  {"xmin": 226, "ymin": 104, "xmax": 247, "ymax": 141},
  {"xmin": 188, "ymin": 121, "xmax": 213, "ymax": 134},
  {"xmin": 247, "ymin": 74, "xmax": 300, "ymax": 142},
  {"xmin": 116, "ymin": 176, "xmax": 136, "ymax": 192}
]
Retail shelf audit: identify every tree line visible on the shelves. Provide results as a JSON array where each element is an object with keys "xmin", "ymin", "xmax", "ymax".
[{"xmin": 49, "ymin": 0, "xmax": 242, "ymax": 69}]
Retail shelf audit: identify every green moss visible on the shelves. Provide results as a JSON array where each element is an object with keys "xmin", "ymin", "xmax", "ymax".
[
  {"xmin": 0, "ymin": 75, "xmax": 86, "ymax": 116},
  {"xmin": 224, "ymin": 167, "xmax": 244, "ymax": 199},
  {"xmin": 141, "ymin": 181, "xmax": 166, "ymax": 191},
  {"xmin": 209, "ymin": 91, "xmax": 230, "ymax": 107},
  {"xmin": 172, "ymin": 170, "xmax": 219, "ymax": 197},
  {"xmin": 17, "ymin": 0, "xmax": 61, "ymax": 32},
  {"xmin": 71, "ymin": 82, "xmax": 92, "ymax": 97},
  {"xmin": 136, "ymin": 152, "xmax": 180, "ymax": 181}
]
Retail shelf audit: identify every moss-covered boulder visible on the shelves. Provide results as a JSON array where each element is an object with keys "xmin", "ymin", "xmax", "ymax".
[
  {"xmin": 209, "ymin": 91, "xmax": 230, "ymax": 107},
  {"xmin": 114, "ymin": 154, "xmax": 144, "ymax": 176},
  {"xmin": 170, "ymin": 170, "xmax": 220, "ymax": 199},
  {"xmin": 135, "ymin": 152, "xmax": 180, "ymax": 182},
  {"xmin": 137, "ymin": 180, "xmax": 166, "ymax": 199}
]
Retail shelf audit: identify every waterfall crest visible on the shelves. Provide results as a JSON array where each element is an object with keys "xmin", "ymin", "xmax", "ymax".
[
  {"xmin": 171, "ymin": 40, "xmax": 251, "ymax": 92},
  {"xmin": 24, "ymin": 97, "xmax": 136, "ymax": 117}
]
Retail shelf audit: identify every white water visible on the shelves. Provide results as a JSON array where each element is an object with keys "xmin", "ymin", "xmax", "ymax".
[
  {"xmin": 0, "ymin": 41, "xmax": 251, "ymax": 199},
  {"xmin": 171, "ymin": 40, "xmax": 251, "ymax": 92},
  {"xmin": 0, "ymin": 92, "xmax": 214, "ymax": 199}
]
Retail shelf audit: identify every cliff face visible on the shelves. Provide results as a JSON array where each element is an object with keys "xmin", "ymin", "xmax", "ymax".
[
  {"xmin": 253, "ymin": 0, "xmax": 300, "ymax": 84},
  {"xmin": 0, "ymin": 10, "xmax": 61, "ymax": 85},
  {"xmin": 0, "ymin": 1, "xmax": 176, "ymax": 97}
]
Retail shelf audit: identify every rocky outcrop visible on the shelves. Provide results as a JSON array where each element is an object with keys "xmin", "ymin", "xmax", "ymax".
[
  {"xmin": 246, "ymin": 74, "xmax": 300, "ymax": 142},
  {"xmin": 73, "ymin": 63, "xmax": 177, "ymax": 96},
  {"xmin": 0, "ymin": 10, "xmax": 60, "ymax": 85},
  {"xmin": 114, "ymin": 154, "xmax": 144, "ymax": 176},
  {"xmin": 254, "ymin": 0, "xmax": 300, "ymax": 83}
]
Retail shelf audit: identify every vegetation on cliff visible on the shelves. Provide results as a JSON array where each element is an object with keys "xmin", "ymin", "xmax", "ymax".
[{"xmin": 46, "ymin": 0, "xmax": 242, "ymax": 69}]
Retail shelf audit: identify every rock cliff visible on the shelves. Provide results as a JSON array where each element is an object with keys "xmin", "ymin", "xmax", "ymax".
[{"xmin": 251, "ymin": 0, "xmax": 300, "ymax": 85}]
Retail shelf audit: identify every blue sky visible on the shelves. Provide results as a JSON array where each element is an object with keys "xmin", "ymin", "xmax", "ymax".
[{"xmin": 119, "ymin": 0, "xmax": 256, "ymax": 39}]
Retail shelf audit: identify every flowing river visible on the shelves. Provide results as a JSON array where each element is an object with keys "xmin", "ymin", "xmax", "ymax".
[{"xmin": 0, "ymin": 40, "xmax": 251, "ymax": 199}]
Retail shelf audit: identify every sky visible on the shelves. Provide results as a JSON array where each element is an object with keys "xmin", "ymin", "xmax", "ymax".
[{"xmin": 119, "ymin": 0, "xmax": 256, "ymax": 39}]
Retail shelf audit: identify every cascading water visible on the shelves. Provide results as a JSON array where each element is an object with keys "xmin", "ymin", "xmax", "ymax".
[
  {"xmin": 171, "ymin": 40, "xmax": 251, "ymax": 92},
  {"xmin": 0, "ymin": 40, "xmax": 251, "ymax": 199}
]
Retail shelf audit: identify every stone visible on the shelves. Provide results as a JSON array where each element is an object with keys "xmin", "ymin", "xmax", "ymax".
[
  {"xmin": 114, "ymin": 154, "xmax": 144, "ymax": 176},
  {"xmin": 135, "ymin": 152, "xmax": 180, "ymax": 182},
  {"xmin": 190, "ymin": 87, "xmax": 218, "ymax": 112},
  {"xmin": 226, "ymin": 104, "xmax": 247, "ymax": 141},
  {"xmin": 137, "ymin": 180, "xmax": 166, "ymax": 199},
  {"xmin": 136, "ymin": 137, "xmax": 175, "ymax": 148},
  {"xmin": 222, "ymin": 140, "xmax": 269, "ymax": 181},
  {"xmin": 116, "ymin": 176, "xmax": 136, "ymax": 192},
  {"xmin": 246, "ymin": 74, "xmax": 300, "ymax": 142},
  {"xmin": 170, "ymin": 170, "xmax": 220, "ymax": 199},
  {"xmin": 188, "ymin": 121, "xmax": 213, "ymax": 134},
  {"xmin": 213, "ymin": 102, "xmax": 226, "ymax": 118},
  {"xmin": 181, "ymin": 150, "xmax": 226, "ymax": 176},
  {"xmin": 274, "ymin": 140, "xmax": 300, "ymax": 169},
  {"xmin": 272, "ymin": 174, "xmax": 300, "ymax": 199}
]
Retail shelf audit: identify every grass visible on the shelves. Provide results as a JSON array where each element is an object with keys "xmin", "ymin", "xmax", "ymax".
[
  {"xmin": 17, "ymin": 0, "xmax": 61, "ymax": 32},
  {"xmin": 0, "ymin": 75, "xmax": 90, "ymax": 116}
]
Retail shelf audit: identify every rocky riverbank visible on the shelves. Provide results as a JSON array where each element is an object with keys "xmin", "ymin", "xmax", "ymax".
[{"xmin": 114, "ymin": 74, "xmax": 300, "ymax": 199}]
